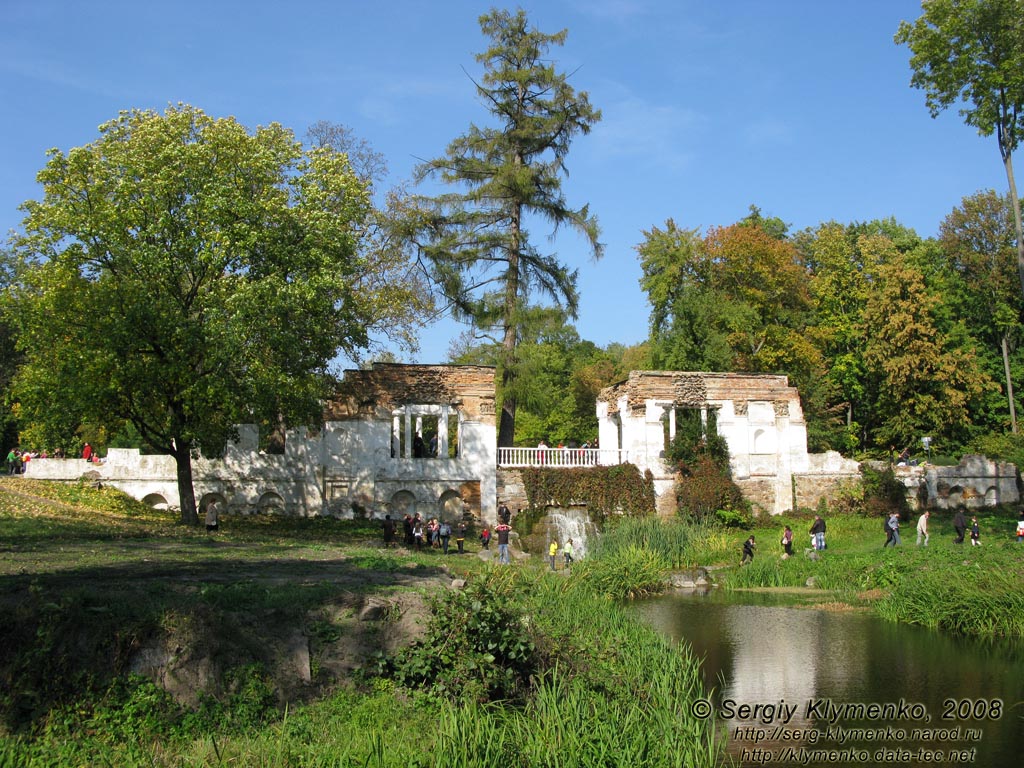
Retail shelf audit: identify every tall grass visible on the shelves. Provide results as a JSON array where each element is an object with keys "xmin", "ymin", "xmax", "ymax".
[
  {"xmin": 433, "ymin": 670, "xmax": 719, "ymax": 768},
  {"xmin": 570, "ymin": 543, "xmax": 669, "ymax": 598},
  {"xmin": 593, "ymin": 515, "xmax": 733, "ymax": 569},
  {"xmin": 876, "ymin": 564, "xmax": 1024, "ymax": 637},
  {"xmin": 428, "ymin": 574, "xmax": 720, "ymax": 768}
]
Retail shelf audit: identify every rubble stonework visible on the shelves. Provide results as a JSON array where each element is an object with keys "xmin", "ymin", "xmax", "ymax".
[
  {"xmin": 23, "ymin": 365, "xmax": 1018, "ymax": 521},
  {"xmin": 27, "ymin": 364, "xmax": 498, "ymax": 523},
  {"xmin": 596, "ymin": 371, "xmax": 862, "ymax": 515},
  {"xmin": 888, "ymin": 455, "xmax": 1019, "ymax": 511}
]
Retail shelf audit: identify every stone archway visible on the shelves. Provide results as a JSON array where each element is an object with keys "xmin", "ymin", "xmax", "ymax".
[
  {"xmin": 142, "ymin": 493, "xmax": 168, "ymax": 509},
  {"xmin": 390, "ymin": 490, "xmax": 417, "ymax": 518},
  {"xmin": 198, "ymin": 492, "xmax": 227, "ymax": 515},
  {"xmin": 438, "ymin": 489, "xmax": 463, "ymax": 522},
  {"xmin": 257, "ymin": 491, "xmax": 286, "ymax": 515}
]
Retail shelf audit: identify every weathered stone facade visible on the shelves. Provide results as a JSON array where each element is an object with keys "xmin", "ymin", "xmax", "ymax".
[
  {"xmin": 23, "ymin": 364, "xmax": 1019, "ymax": 522},
  {"xmin": 26, "ymin": 364, "xmax": 498, "ymax": 523},
  {"xmin": 888, "ymin": 455, "xmax": 1020, "ymax": 511},
  {"xmin": 596, "ymin": 371, "xmax": 861, "ymax": 515}
]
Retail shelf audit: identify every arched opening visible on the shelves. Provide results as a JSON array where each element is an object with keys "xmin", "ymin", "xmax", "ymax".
[
  {"xmin": 439, "ymin": 489, "xmax": 463, "ymax": 522},
  {"xmin": 199, "ymin": 492, "xmax": 227, "ymax": 515},
  {"xmin": 390, "ymin": 490, "xmax": 417, "ymax": 518},
  {"xmin": 257, "ymin": 491, "xmax": 286, "ymax": 515},
  {"xmin": 142, "ymin": 493, "xmax": 168, "ymax": 509}
]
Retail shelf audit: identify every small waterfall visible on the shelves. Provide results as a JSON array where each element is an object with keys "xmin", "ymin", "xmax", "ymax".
[{"xmin": 541, "ymin": 506, "xmax": 598, "ymax": 558}]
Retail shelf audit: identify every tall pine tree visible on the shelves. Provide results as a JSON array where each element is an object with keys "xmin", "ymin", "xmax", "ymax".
[{"xmin": 403, "ymin": 8, "xmax": 602, "ymax": 447}]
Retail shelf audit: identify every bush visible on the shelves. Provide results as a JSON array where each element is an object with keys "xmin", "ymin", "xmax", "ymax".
[
  {"xmin": 675, "ymin": 455, "xmax": 748, "ymax": 522},
  {"xmin": 384, "ymin": 573, "xmax": 536, "ymax": 704},
  {"xmin": 859, "ymin": 464, "xmax": 911, "ymax": 520}
]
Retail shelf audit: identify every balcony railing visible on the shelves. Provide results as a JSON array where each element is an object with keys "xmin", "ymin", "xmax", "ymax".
[{"xmin": 497, "ymin": 447, "xmax": 631, "ymax": 468}]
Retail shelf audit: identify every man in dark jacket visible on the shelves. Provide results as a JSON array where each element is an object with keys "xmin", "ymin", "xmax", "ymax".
[
  {"xmin": 810, "ymin": 515, "xmax": 826, "ymax": 551},
  {"xmin": 953, "ymin": 510, "xmax": 967, "ymax": 544}
]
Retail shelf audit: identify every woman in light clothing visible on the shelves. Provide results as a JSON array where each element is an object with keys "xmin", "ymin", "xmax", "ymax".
[{"xmin": 916, "ymin": 511, "xmax": 929, "ymax": 546}]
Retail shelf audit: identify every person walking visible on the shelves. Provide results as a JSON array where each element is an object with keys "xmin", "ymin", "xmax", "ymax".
[
  {"xmin": 741, "ymin": 535, "xmax": 756, "ymax": 565},
  {"xmin": 205, "ymin": 499, "xmax": 220, "ymax": 533},
  {"xmin": 953, "ymin": 510, "xmax": 967, "ymax": 544},
  {"xmin": 1016, "ymin": 511, "xmax": 1024, "ymax": 543},
  {"xmin": 548, "ymin": 540, "xmax": 558, "ymax": 571},
  {"xmin": 456, "ymin": 522, "xmax": 467, "ymax": 554},
  {"xmin": 479, "ymin": 526, "xmax": 491, "ymax": 550},
  {"xmin": 970, "ymin": 517, "xmax": 981, "ymax": 546},
  {"xmin": 563, "ymin": 538, "xmax": 575, "ymax": 570},
  {"xmin": 781, "ymin": 525, "xmax": 793, "ymax": 558},
  {"xmin": 496, "ymin": 521, "xmax": 512, "ymax": 564},
  {"xmin": 884, "ymin": 513, "xmax": 901, "ymax": 547},
  {"xmin": 916, "ymin": 511, "xmax": 929, "ymax": 547},
  {"xmin": 439, "ymin": 520, "xmax": 452, "ymax": 554}
]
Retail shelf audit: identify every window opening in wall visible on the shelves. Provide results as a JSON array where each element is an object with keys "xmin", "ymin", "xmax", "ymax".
[
  {"xmin": 419, "ymin": 414, "xmax": 441, "ymax": 457},
  {"xmin": 666, "ymin": 407, "xmax": 726, "ymax": 466},
  {"xmin": 392, "ymin": 408, "xmax": 456, "ymax": 459},
  {"xmin": 392, "ymin": 415, "xmax": 407, "ymax": 458}
]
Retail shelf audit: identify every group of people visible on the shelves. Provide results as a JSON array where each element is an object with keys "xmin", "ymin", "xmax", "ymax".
[
  {"xmin": 382, "ymin": 512, "xmax": 467, "ymax": 554},
  {"xmin": 742, "ymin": 507, "xmax": 1022, "ymax": 566},
  {"xmin": 5, "ymin": 444, "xmax": 95, "ymax": 474},
  {"xmin": 376, "ymin": 501, "xmax": 556, "ymax": 568},
  {"xmin": 547, "ymin": 538, "xmax": 575, "ymax": 571},
  {"xmin": 898, "ymin": 509, "xmax": 989, "ymax": 547}
]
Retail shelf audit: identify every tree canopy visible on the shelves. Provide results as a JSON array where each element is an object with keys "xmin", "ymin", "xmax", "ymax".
[
  {"xmin": 9, "ymin": 105, "xmax": 424, "ymax": 523},
  {"xmin": 896, "ymin": 0, "xmax": 1024, "ymax": 296}
]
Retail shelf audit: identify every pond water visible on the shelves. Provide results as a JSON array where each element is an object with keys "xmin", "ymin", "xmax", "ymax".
[{"xmin": 634, "ymin": 589, "xmax": 1024, "ymax": 768}]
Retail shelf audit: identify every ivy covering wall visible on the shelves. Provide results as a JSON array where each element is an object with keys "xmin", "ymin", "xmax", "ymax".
[{"xmin": 520, "ymin": 463, "xmax": 656, "ymax": 526}]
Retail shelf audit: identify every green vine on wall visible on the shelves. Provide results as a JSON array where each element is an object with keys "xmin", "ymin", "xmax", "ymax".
[{"xmin": 520, "ymin": 463, "xmax": 656, "ymax": 526}]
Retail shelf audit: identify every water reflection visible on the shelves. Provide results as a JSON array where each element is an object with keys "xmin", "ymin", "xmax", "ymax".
[{"xmin": 635, "ymin": 590, "xmax": 1024, "ymax": 767}]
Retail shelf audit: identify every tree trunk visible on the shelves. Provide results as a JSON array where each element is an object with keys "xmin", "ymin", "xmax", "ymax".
[
  {"xmin": 498, "ymin": 163, "xmax": 524, "ymax": 449},
  {"xmin": 1001, "ymin": 145, "xmax": 1024, "ymax": 300},
  {"xmin": 174, "ymin": 441, "xmax": 199, "ymax": 525},
  {"xmin": 1002, "ymin": 333, "xmax": 1018, "ymax": 434}
]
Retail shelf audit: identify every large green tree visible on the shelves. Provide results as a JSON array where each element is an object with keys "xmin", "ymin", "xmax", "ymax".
[
  {"xmin": 860, "ymin": 238, "xmax": 991, "ymax": 449},
  {"xmin": 939, "ymin": 190, "xmax": 1024, "ymax": 432},
  {"xmin": 637, "ymin": 216, "xmax": 819, "ymax": 389},
  {"xmin": 401, "ymin": 8, "xmax": 602, "ymax": 447},
  {"xmin": 896, "ymin": 0, "xmax": 1024, "ymax": 296},
  {"xmin": 11, "ymin": 105, "xmax": 422, "ymax": 524}
]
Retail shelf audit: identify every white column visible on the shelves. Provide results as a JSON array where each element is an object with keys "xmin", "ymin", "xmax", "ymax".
[
  {"xmin": 404, "ymin": 412, "xmax": 412, "ymax": 459},
  {"xmin": 439, "ymin": 406, "xmax": 450, "ymax": 457}
]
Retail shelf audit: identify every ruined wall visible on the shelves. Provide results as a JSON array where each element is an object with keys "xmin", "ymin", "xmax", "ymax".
[
  {"xmin": 27, "ymin": 364, "xmax": 500, "ymax": 523},
  {"xmin": 889, "ymin": 455, "xmax": 1020, "ymax": 511},
  {"xmin": 495, "ymin": 468, "xmax": 530, "ymax": 516},
  {"xmin": 597, "ymin": 371, "xmax": 816, "ymax": 515},
  {"xmin": 325, "ymin": 364, "xmax": 496, "ymax": 422}
]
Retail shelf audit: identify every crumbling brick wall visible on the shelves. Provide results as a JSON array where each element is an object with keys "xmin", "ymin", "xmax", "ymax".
[{"xmin": 324, "ymin": 363, "xmax": 497, "ymax": 423}]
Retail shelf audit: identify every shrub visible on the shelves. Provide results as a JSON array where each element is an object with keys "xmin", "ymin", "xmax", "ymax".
[
  {"xmin": 675, "ymin": 455, "xmax": 748, "ymax": 523},
  {"xmin": 384, "ymin": 573, "xmax": 536, "ymax": 703},
  {"xmin": 859, "ymin": 464, "xmax": 911, "ymax": 520}
]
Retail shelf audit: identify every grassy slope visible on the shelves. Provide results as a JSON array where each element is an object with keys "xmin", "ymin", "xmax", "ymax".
[{"xmin": 0, "ymin": 479, "xmax": 720, "ymax": 768}]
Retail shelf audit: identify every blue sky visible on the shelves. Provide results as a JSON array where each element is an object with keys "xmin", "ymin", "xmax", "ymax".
[{"xmin": 0, "ymin": 1, "xmax": 1012, "ymax": 367}]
